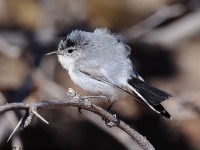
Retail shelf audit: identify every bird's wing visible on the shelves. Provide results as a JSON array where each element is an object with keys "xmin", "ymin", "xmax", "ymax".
[
  {"xmin": 77, "ymin": 67, "xmax": 130, "ymax": 93},
  {"xmin": 78, "ymin": 66, "xmax": 171, "ymax": 119}
]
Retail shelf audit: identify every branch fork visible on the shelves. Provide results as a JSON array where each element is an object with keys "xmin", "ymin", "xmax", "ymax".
[
  {"xmin": 7, "ymin": 106, "xmax": 48, "ymax": 142},
  {"xmin": 0, "ymin": 88, "xmax": 155, "ymax": 150}
]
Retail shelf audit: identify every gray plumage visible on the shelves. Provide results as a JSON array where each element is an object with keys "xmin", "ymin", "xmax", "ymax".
[{"xmin": 47, "ymin": 28, "xmax": 171, "ymax": 119}]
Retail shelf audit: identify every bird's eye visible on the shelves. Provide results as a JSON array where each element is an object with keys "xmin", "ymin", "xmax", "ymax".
[{"xmin": 68, "ymin": 49, "xmax": 73, "ymax": 53}]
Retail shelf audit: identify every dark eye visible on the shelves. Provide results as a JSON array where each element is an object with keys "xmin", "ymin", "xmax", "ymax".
[{"xmin": 68, "ymin": 49, "xmax": 73, "ymax": 53}]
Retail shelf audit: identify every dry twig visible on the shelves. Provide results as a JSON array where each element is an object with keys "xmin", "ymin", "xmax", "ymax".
[
  {"xmin": 0, "ymin": 88, "xmax": 155, "ymax": 150},
  {"xmin": 122, "ymin": 4, "xmax": 185, "ymax": 40},
  {"xmin": 142, "ymin": 11, "xmax": 200, "ymax": 47}
]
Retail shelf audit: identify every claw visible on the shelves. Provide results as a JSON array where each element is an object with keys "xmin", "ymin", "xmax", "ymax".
[
  {"xmin": 106, "ymin": 121, "xmax": 115, "ymax": 127},
  {"xmin": 103, "ymin": 114, "xmax": 118, "ymax": 127}
]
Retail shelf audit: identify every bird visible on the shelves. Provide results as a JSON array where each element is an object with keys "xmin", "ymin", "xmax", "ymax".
[{"xmin": 46, "ymin": 28, "xmax": 172, "ymax": 119}]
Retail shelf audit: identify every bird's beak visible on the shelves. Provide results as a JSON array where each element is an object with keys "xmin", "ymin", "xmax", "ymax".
[{"xmin": 45, "ymin": 50, "xmax": 63, "ymax": 56}]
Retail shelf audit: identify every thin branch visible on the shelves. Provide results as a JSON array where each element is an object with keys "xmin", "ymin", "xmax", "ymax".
[
  {"xmin": 32, "ymin": 108, "xmax": 49, "ymax": 124},
  {"xmin": 0, "ymin": 89, "xmax": 155, "ymax": 150},
  {"xmin": 142, "ymin": 11, "xmax": 200, "ymax": 47},
  {"xmin": 7, "ymin": 118, "xmax": 22, "ymax": 142},
  {"xmin": 122, "ymin": 4, "xmax": 185, "ymax": 40},
  {"xmin": 0, "ymin": 92, "xmax": 23, "ymax": 148}
]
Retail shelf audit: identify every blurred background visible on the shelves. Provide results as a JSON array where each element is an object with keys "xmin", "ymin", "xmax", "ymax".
[{"xmin": 0, "ymin": 0, "xmax": 200, "ymax": 149}]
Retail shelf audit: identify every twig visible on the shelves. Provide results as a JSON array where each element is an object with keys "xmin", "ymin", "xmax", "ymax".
[
  {"xmin": 0, "ymin": 92, "xmax": 23, "ymax": 147},
  {"xmin": 142, "ymin": 11, "xmax": 200, "ymax": 47},
  {"xmin": 0, "ymin": 88, "xmax": 155, "ymax": 150},
  {"xmin": 122, "ymin": 4, "xmax": 185, "ymax": 40},
  {"xmin": 7, "ymin": 118, "xmax": 23, "ymax": 142}
]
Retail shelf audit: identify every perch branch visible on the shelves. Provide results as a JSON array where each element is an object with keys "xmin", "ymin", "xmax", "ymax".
[{"xmin": 0, "ymin": 88, "xmax": 155, "ymax": 150}]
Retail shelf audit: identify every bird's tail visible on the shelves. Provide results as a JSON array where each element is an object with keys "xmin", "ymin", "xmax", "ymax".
[{"xmin": 127, "ymin": 77, "xmax": 172, "ymax": 119}]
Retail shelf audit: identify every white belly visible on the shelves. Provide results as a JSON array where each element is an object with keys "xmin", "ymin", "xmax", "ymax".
[{"xmin": 68, "ymin": 68, "xmax": 119, "ymax": 101}]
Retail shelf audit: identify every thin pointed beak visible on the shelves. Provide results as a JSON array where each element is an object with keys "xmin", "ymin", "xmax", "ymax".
[{"xmin": 45, "ymin": 50, "xmax": 63, "ymax": 56}]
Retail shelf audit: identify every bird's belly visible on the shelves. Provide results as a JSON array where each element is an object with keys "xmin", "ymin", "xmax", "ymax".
[{"xmin": 68, "ymin": 69, "xmax": 118, "ymax": 100}]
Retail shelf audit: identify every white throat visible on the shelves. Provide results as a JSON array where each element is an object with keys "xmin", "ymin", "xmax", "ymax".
[{"xmin": 58, "ymin": 55, "xmax": 75, "ymax": 71}]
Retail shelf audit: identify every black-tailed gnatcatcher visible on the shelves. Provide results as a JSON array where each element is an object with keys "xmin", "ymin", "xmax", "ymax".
[{"xmin": 46, "ymin": 28, "xmax": 172, "ymax": 119}]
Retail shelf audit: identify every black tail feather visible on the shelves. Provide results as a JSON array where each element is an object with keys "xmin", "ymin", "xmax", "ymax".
[
  {"xmin": 128, "ymin": 77, "xmax": 172, "ymax": 119},
  {"xmin": 153, "ymin": 104, "xmax": 171, "ymax": 119},
  {"xmin": 128, "ymin": 77, "xmax": 172, "ymax": 105}
]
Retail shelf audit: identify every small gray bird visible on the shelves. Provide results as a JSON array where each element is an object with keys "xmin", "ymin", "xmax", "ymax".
[{"xmin": 46, "ymin": 28, "xmax": 172, "ymax": 119}]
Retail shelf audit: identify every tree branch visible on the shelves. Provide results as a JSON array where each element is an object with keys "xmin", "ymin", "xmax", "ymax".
[{"xmin": 0, "ymin": 88, "xmax": 155, "ymax": 150}]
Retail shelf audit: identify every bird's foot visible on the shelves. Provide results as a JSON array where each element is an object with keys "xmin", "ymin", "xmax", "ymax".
[
  {"xmin": 79, "ymin": 95, "xmax": 107, "ymax": 113},
  {"xmin": 102, "ymin": 114, "xmax": 119, "ymax": 127}
]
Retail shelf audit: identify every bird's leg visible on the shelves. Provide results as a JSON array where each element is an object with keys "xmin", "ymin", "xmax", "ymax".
[
  {"xmin": 106, "ymin": 100, "xmax": 114, "ymax": 112},
  {"xmin": 67, "ymin": 88, "xmax": 90, "ymax": 113},
  {"xmin": 68, "ymin": 89, "xmax": 119, "ymax": 127},
  {"xmin": 103, "ymin": 100, "xmax": 119, "ymax": 127},
  {"xmin": 78, "ymin": 95, "xmax": 108, "ymax": 113},
  {"xmin": 80, "ymin": 95, "xmax": 119, "ymax": 127},
  {"xmin": 78, "ymin": 107, "xmax": 83, "ymax": 114}
]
